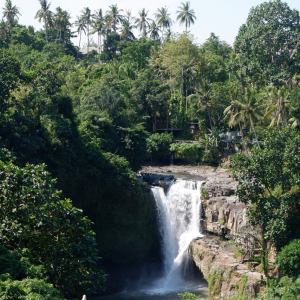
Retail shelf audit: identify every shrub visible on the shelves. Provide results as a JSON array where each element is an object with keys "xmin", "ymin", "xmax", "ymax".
[
  {"xmin": 276, "ymin": 239, "xmax": 300, "ymax": 277},
  {"xmin": 0, "ymin": 277, "xmax": 63, "ymax": 300},
  {"xmin": 146, "ymin": 133, "xmax": 173, "ymax": 161},
  {"xmin": 170, "ymin": 142, "xmax": 204, "ymax": 162}
]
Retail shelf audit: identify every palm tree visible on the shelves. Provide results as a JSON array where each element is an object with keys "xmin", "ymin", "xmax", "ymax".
[
  {"xmin": 263, "ymin": 87, "xmax": 290, "ymax": 128},
  {"xmin": 188, "ymin": 78, "xmax": 214, "ymax": 129},
  {"xmin": 54, "ymin": 7, "xmax": 71, "ymax": 44},
  {"xmin": 120, "ymin": 19, "xmax": 135, "ymax": 40},
  {"xmin": 107, "ymin": 4, "xmax": 123, "ymax": 32},
  {"xmin": 90, "ymin": 9, "xmax": 106, "ymax": 56},
  {"xmin": 80, "ymin": 7, "xmax": 92, "ymax": 58},
  {"xmin": 2, "ymin": 0, "xmax": 21, "ymax": 29},
  {"xmin": 164, "ymin": 28, "xmax": 172, "ymax": 42},
  {"xmin": 225, "ymin": 88, "xmax": 264, "ymax": 149},
  {"xmin": 176, "ymin": 1, "xmax": 197, "ymax": 32},
  {"xmin": 35, "ymin": 0, "xmax": 52, "ymax": 43},
  {"xmin": 223, "ymin": 88, "xmax": 249, "ymax": 156},
  {"xmin": 148, "ymin": 21, "xmax": 160, "ymax": 40},
  {"xmin": 154, "ymin": 7, "xmax": 173, "ymax": 41},
  {"xmin": 104, "ymin": 14, "xmax": 113, "ymax": 36},
  {"xmin": 74, "ymin": 16, "xmax": 86, "ymax": 60},
  {"xmin": 135, "ymin": 8, "xmax": 152, "ymax": 37}
]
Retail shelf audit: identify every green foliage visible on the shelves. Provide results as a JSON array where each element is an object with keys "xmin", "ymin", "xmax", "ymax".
[
  {"xmin": 200, "ymin": 186, "xmax": 209, "ymax": 200},
  {"xmin": 178, "ymin": 292, "xmax": 199, "ymax": 300},
  {"xmin": 146, "ymin": 133, "xmax": 173, "ymax": 161},
  {"xmin": 0, "ymin": 50, "xmax": 22, "ymax": 109},
  {"xmin": 258, "ymin": 276, "xmax": 300, "ymax": 300},
  {"xmin": 231, "ymin": 128, "xmax": 300, "ymax": 250},
  {"xmin": 276, "ymin": 239, "xmax": 300, "ymax": 277},
  {"xmin": 170, "ymin": 142, "xmax": 204, "ymax": 162},
  {"xmin": 0, "ymin": 161, "xmax": 106, "ymax": 297},
  {"xmin": 231, "ymin": 0, "xmax": 300, "ymax": 86},
  {"xmin": 0, "ymin": 277, "xmax": 63, "ymax": 300}
]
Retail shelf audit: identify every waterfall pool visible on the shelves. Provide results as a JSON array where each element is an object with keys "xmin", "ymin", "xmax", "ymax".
[{"xmin": 92, "ymin": 281, "xmax": 208, "ymax": 299}]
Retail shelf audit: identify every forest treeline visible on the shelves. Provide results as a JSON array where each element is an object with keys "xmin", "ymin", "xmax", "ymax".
[{"xmin": 2, "ymin": 0, "xmax": 300, "ymax": 298}]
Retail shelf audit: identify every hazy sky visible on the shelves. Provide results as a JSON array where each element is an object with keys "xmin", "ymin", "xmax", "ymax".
[{"xmin": 4, "ymin": 0, "xmax": 300, "ymax": 46}]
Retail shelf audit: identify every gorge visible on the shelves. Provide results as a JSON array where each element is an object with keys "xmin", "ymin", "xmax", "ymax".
[{"xmin": 99, "ymin": 166, "xmax": 261, "ymax": 300}]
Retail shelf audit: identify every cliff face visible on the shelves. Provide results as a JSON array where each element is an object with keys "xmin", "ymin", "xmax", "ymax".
[
  {"xmin": 191, "ymin": 237, "xmax": 261, "ymax": 299},
  {"xmin": 201, "ymin": 170, "xmax": 248, "ymax": 235}
]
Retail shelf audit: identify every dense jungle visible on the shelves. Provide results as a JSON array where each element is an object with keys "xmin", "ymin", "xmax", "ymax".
[{"xmin": 1, "ymin": 0, "xmax": 300, "ymax": 299}]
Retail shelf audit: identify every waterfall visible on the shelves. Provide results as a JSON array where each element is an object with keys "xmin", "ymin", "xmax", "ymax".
[{"xmin": 151, "ymin": 179, "xmax": 204, "ymax": 292}]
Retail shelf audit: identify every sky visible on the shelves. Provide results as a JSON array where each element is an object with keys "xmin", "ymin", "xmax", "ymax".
[{"xmin": 4, "ymin": 0, "xmax": 300, "ymax": 47}]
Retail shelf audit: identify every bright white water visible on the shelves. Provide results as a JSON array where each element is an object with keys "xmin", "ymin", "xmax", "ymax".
[
  {"xmin": 96, "ymin": 179, "xmax": 207, "ymax": 300},
  {"xmin": 150, "ymin": 179, "xmax": 204, "ymax": 292}
]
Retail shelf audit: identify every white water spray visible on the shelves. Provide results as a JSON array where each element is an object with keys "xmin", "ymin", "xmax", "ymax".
[{"xmin": 151, "ymin": 179, "xmax": 204, "ymax": 291}]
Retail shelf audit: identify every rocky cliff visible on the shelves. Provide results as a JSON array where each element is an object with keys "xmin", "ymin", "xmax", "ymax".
[{"xmin": 191, "ymin": 236, "xmax": 261, "ymax": 299}]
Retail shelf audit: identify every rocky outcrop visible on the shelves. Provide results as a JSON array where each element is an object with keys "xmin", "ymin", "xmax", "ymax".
[
  {"xmin": 141, "ymin": 165, "xmax": 248, "ymax": 235},
  {"xmin": 138, "ymin": 171, "xmax": 174, "ymax": 190},
  {"xmin": 201, "ymin": 169, "xmax": 248, "ymax": 236},
  {"xmin": 191, "ymin": 236, "xmax": 262, "ymax": 299}
]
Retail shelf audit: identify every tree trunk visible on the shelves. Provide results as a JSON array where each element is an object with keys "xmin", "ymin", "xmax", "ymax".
[
  {"xmin": 77, "ymin": 30, "xmax": 82, "ymax": 61},
  {"xmin": 252, "ymin": 124, "xmax": 261, "ymax": 149},
  {"xmin": 260, "ymin": 224, "xmax": 270, "ymax": 287},
  {"xmin": 239, "ymin": 122, "xmax": 249, "ymax": 157},
  {"xmin": 207, "ymin": 107, "xmax": 213, "ymax": 130},
  {"xmin": 87, "ymin": 24, "xmax": 90, "ymax": 60},
  {"xmin": 44, "ymin": 17, "xmax": 48, "ymax": 43}
]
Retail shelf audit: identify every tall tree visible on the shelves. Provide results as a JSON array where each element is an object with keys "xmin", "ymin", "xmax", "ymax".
[
  {"xmin": 263, "ymin": 87, "xmax": 291, "ymax": 128},
  {"xmin": 176, "ymin": 1, "xmax": 196, "ymax": 32},
  {"xmin": 120, "ymin": 19, "xmax": 135, "ymax": 41},
  {"xmin": 154, "ymin": 7, "xmax": 173, "ymax": 41},
  {"xmin": 54, "ymin": 7, "xmax": 71, "ymax": 44},
  {"xmin": 232, "ymin": 0, "xmax": 300, "ymax": 87},
  {"xmin": 148, "ymin": 21, "xmax": 160, "ymax": 41},
  {"xmin": 35, "ymin": 0, "xmax": 52, "ymax": 43},
  {"xmin": 2, "ymin": 0, "xmax": 21, "ymax": 30},
  {"xmin": 80, "ymin": 7, "xmax": 92, "ymax": 58},
  {"xmin": 107, "ymin": 4, "xmax": 123, "ymax": 32},
  {"xmin": 225, "ymin": 88, "xmax": 264, "ymax": 148},
  {"xmin": 90, "ymin": 9, "xmax": 106, "ymax": 56},
  {"xmin": 74, "ymin": 16, "xmax": 87, "ymax": 60},
  {"xmin": 135, "ymin": 8, "xmax": 152, "ymax": 37}
]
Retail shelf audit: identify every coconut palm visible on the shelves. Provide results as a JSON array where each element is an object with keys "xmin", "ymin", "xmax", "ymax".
[
  {"xmin": 226, "ymin": 88, "xmax": 264, "ymax": 149},
  {"xmin": 90, "ymin": 9, "xmax": 106, "ymax": 56},
  {"xmin": 74, "ymin": 16, "xmax": 87, "ymax": 60},
  {"xmin": 80, "ymin": 7, "xmax": 92, "ymax": 58},
  {"xmin": 188, "ymin": 78, "xmax": 214, "ymax": 130},
  {"xmin": 135, "ymin": 8, "xmax": 152, "ymax": 37},
  {"xmin": 263, "ymin": 87, "xmax": 290, "ymax": 128},
  {"xmin": 35, "ymin": 0, "xmax": 53, "ymax": 43},
  {"xmin": 164, "ymin": 28, "xmax": 172, "ymax": 42},
  {"xmin": 54, "ymin": 7, "xmax": 71, "ymax": 44},
  {"xmin": 148, "ymin": 21, "xmax": 160, "ymax": 40},
  {"xmin": 107, "ymin": 4, "xmax": 123, "ymax": 32},
  {"xmin": 223, "ymin": 87, "xmax": 249, "ymax": 156},
  {"xmin": 120, "ymin": 19, "xmax": 135, "ymax": 40},
  {"xmin": 154, "ymin": 7, "xmax": 173, "ymax": 41},
  {"xmin": 104, "ymin": 14, "xmax": 113, "ymax": 36},
  {"xmin": 176, "ymin": 1, "xmax": 196, "ymax": 32},
  {"xmin": 2, "ymin": 0, "xmax": 21, "ymax": 29}
]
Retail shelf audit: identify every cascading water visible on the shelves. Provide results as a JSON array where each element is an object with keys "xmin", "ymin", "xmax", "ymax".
[{"xmin": 151, "ymin": 179, "xmax": 204, "ymax": 292}]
